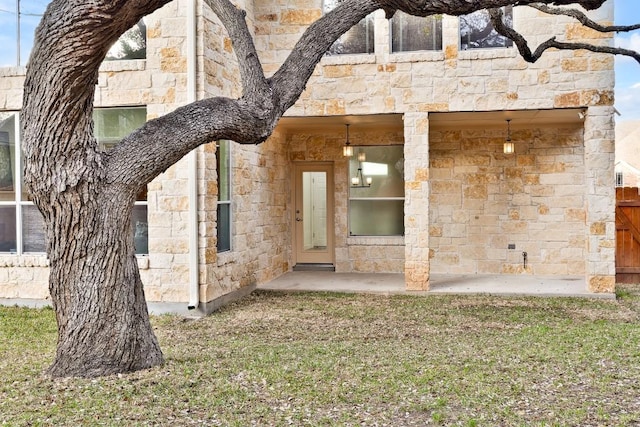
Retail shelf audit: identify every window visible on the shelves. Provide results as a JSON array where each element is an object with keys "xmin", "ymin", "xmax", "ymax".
[
  {"xmin": 616, "ymin": 171, "xmax": 624, "ymax": 188},
  {"xmin": 459, "ymin": 6, "xmax": 513, "ymax": 50},
  {"xmin": 0, "ymin": 112, "xmax": 46, "ymax": 253},
  {"xmin": 216, "ymin": 140, "xmax": 231, "ymax": 252},
  {"xmin": 105, "ymin": 19, "xmax": 147, "ymax": 61},
  {"xmin": 94, "ymin": 107, "xmax": 148, "ymax": 254},
  {"xmin": 0, "ymin": 0, "xmax": 48, "ymax": 66},
  {"xmin": 323, "ymin": 0, "xmax": 374, "ymax": 55},
  {"xmin": 391, "ymin": 12, "xmax": 442, "ymax": 53},
  {"xmin": 349, "ymin": 146, "xmax": 404, "ymax": 236}
]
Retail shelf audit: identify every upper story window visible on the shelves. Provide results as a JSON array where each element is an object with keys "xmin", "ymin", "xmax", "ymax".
[
  {"xmin": 0, "ymin": 0, "xmax": 48, "ymax": 66},
  {"xmin": 459, "ymin": 6, "xmax": 513, "ymax": 50},
  {"xmin": 348, "ymin": 146, "xmax": 404, "ymax": 236},
  {"xmin": 323, "ymin": 0, "xmax": 374, "ymax": 55},
  {"xmin": 105, "ymin": 19, "xmax": 147, "ymax": 61},
  {"xmin": 391, "ymin": 12, "xmax": 442, "ymax": 53}
]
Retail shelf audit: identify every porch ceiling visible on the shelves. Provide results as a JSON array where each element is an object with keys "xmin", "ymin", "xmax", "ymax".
[
  {"xmin": 275, "ymin": 108, "xmax": 585, "ymax": 134},
  {"xmin": 277, "ymin": 114, "xmax": 403, "ymax": 134},
  {"xmin": 429, "ymin": 108, "xmax": 586, "ymax": 130}
]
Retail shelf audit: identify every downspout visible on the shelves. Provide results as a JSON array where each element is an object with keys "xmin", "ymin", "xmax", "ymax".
[{"xmin": 187, "ymin": 0, "xmax": 199, "ymax": 310}]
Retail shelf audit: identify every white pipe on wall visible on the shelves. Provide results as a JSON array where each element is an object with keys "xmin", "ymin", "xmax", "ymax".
[{"xmin": 187, "ymin": 0, "xmax": 199, "ymax": 310}]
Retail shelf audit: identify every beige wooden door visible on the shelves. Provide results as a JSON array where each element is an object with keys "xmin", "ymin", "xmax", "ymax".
[{"xmin": 293, "ymin": 163, "xmax": 334, "ymax": 265}]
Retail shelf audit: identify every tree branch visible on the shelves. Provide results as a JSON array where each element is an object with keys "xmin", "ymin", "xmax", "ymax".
[
  {"xmin": 203, "ymin": 0, "xmax": 271, "ymax": 108},
  {"xmin": 529, "ymin": 3, "xmax": 640, "ymax": 33},
  {"xmin": 488, "ymin": 7, "xmax": 640, "ymax": 64},
  {"xmin": 271, "ymin": 0, "xmax": 379, "ymax": 112},
  {"xmin": 22, "ymin": 0, "xmax": 173, "ymax": 202},
  {"xmin": 105, "ymin": 96, "xmax": 273, "ymax": 190}
]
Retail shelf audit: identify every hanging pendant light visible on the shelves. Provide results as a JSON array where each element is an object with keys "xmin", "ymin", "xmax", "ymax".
[
  {"xmin": 503, "ymin": 119, "xmax": 514, "ymax": 154},
  {"xmin": 343, "ymin": 124, "xmax": 353, "ymax": 157},
  {"xmin": 351, "ymin": 166, "xmax": 372, "ymax": 188}
]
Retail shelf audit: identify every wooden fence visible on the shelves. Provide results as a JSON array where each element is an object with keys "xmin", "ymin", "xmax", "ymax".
[{"xmin": 616, "ymin": 187, "xmax": 640, "ymax": 283}]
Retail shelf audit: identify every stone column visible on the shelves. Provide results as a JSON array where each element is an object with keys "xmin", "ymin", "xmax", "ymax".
[
  {"xmin": 404, "ymin": 112, "xmax": 431, "ymax": 290},
  {"xmin": 584, "ymin": 106, "xmax": 616, "ymax": 293}
]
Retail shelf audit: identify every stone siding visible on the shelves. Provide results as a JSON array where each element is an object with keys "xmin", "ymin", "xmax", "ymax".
[
  {"xmin": 252, "ymin": 3, "xmax": 614, "ymax": 116},
  {"xmin": 199, "ymin": 132, "xmax": 291, "ymax": 304},
  {"xmin": 429, "ymin": 125, "xmax": 587, "ymax": 276}
]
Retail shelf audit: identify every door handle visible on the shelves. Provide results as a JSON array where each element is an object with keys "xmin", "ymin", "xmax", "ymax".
[{"xmin": 296, "ymin": 209, "xmax": 302, "ymax": 222}]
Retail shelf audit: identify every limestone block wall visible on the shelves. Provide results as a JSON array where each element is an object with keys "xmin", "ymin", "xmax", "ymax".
[
  {"xmin": 198, "ymin": 132, "xmax": 292, "ymax": 304},
  {"xmin": 0, "ymin": 68, "xmax": 24, "ymax": 110},
  {"xmin": 0, "ymin": 2, "xmax": 198, "ymax": 303},
  {"xmin": 134, "ymin": 2, "xmax": 192, "ymax": 304},
  {"xmin": 288, "ymin": 126, "xmax": 406, "ymax": 273},
  {"xmin": 200, "ymin": 0, "xmax": 243, "ymax": 100},
  {"xmin": 584, "ymin": 106, "xmax": 616, "ymax": 292},
  {"xmin": 197, "ymin": 0, "xmax": 292, "ymax": 305},
  {"xmin": 429, "ymin": 125, "xmax": 587, "ymax": 276},
  {"xmin": 403, "ymin": 112, "xmax": 431, "ymax": 290},
  {"xmin": 251, "ymin": 2, "xmax": 614, "ymax": 115}
]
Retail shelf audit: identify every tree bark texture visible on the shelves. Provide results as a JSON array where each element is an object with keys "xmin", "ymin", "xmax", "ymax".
[{"xmin": 20, "ymin": 0, "xmax": 632, "ymax": 377}]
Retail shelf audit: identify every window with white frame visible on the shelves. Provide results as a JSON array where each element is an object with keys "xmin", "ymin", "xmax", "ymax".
[
  {"xmin": 0, "ymin": 108, "xmax": 148, "ymax": 255},
  {"xmin": 391, "ymin": 12, "xmax": 442, "ymax": 53},
  {"xmin": 0, "ymin": 1, "xmax": 145, "ymax": 66},
  {"xmin": 348, "ymin": 146, "xmax": 404, "ymax": 236},
  {"xmin": 0, "ymin": 112, "xmax": 45, "ymax": 253},
  {"xmin": 323, "ymin": 0, "xmax": 375, "ymax": 55},
  {"xmin": 216, "ymin": 140, "xmax": 231, "ymax": 252},
  {"xmin": 93, "ymin": 107, "xmax": 149, "ymax": 255},
  {"xmin": 459, "ymin": 6, "xmax": 513, "ymax": 50}
]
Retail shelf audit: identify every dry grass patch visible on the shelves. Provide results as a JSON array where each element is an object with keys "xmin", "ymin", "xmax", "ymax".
[{"xmin": 1, "ymin": 288, "xmax": 640, "ymax": 426}]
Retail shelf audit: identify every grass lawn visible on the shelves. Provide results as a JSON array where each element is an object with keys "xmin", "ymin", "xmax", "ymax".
[{"xmin": 1, "ymin": 286, "xmax": 640, "ymax": 426}]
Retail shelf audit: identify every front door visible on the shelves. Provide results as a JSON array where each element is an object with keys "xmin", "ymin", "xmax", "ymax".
[{"xmin": 293, "ymin": 163, "xmax": 334, "ymax": 265}]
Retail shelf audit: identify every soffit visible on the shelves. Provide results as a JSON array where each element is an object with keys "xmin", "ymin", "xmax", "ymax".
[
  {"xmin": 275, "ymin": 109, "xmax": 585, "ymax": 135},
  {"xmin": 428, "ymin": 109, "xmax": 585, "ymax": 130},
  {"xmin": 276, "ymin": 114, "xmax": 404, "ymax": 134}
]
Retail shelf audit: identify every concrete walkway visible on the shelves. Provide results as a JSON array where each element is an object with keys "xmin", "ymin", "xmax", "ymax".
[{"xmin": 258, "ymin": 271, "xmax": 616, "ymax": 299}]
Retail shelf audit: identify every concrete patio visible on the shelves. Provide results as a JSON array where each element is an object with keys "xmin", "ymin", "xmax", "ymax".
[{"xmin": 258, "ymin": 271, "xmax": 616, "ymax": 299}]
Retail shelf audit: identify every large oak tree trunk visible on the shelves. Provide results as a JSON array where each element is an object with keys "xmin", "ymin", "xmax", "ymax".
[
  {"xmin": 21, "ymin": 1, "xmax": 172, "ymax": 377},
  {"xmin": 45, "ymin": 192, "xmax": 163, "ymax": 377}
]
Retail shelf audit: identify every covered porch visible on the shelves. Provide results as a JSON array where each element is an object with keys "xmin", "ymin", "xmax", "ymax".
[{"xmin": 274, "ymin": 107, "xmax": 615, "ymax": 294}]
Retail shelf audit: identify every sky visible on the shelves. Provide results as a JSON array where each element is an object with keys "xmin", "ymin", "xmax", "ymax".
[
  {"xmin": 0, "ymin": 0, "xmax": 638, "ymax": 120},
  {"xmin": 614, "ymin": 0, "xmax": 640, "ymax": 122}
]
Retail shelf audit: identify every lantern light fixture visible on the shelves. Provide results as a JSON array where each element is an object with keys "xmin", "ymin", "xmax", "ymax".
[
  {"xmin": 343, "ymin": 124, "xmax": 353, "ymax": 157},
  {"xmin": 503, "ymin": 119, "xmax": 515, "ymax": 154}
]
